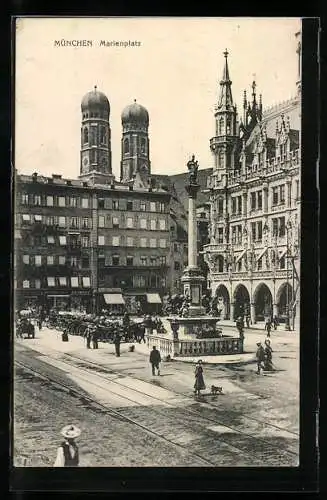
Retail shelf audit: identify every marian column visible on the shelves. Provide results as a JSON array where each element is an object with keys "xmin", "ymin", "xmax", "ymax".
[{"xmin": 181, "ymin": 155, "xmax": 206, "ymax": 316}]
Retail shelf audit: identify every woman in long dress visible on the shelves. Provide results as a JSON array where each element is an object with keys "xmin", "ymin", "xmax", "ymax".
[{"xmin": 194, "ymin": 360, "xmax": 206, "ymax": 396}]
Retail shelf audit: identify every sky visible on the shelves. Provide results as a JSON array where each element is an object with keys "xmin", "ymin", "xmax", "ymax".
[{"xmin": 15, "ymin": 17, "xmax": 301, "ymax": 179}]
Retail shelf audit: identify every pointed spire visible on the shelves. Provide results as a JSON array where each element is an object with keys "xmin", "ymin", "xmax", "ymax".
[
  {"xmin": 222, "ymin": 49, "xmax": 230, "ymax": 82},
  {"xmin": 217, "ymin": 49, "xmax": 233, "ymax": 111},
  {"xmin": 243, "ymin": 90, "xmax": 247, "ymax": 109},
  {"xmin": 252, "ymin": 80, "xmax": 257, "ymax": 105}
]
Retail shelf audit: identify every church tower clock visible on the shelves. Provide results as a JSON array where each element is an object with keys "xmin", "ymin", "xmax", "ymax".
[
  {"xmin": 79, "ymin": 86, "xmax": 113, "ymax": 183},
  {"xmin": 120, "ymin": 99, "xmax": 151, "ymax": 183}
]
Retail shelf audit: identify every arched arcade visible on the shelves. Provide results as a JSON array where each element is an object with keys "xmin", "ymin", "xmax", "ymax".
[
  {"xmin": 232, "ymin": 284, "xmax": 250, "ymax": 321},
  {"xmin": 253, "ymin": 282, "xmax": 273, "ymax": 323},
  {"xmin": 215, "ymin": 284, "xmax": 230, "ymax": 320}
]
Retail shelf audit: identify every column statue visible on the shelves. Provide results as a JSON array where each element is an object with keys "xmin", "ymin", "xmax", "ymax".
[{"xmin": 187, "ymin": 154, "xmax": 199, "ymax": 184}]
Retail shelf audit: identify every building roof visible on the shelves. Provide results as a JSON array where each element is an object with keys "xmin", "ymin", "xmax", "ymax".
[
  {"xmin": 121, "ymin": 100, "xmax": 149, "ymax": 126},
  {"xmin": 168, "ymin": 168, "xmax": 213, "ymax": 212},
  {"xmin": 81, "ymin": 86, "xmax": 110, "ymax": 112}
]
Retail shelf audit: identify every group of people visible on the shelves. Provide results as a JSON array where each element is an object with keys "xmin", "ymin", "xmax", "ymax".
[{"xmin": 255, "ymin": 339, "xmax": 274, "ymax": 374}]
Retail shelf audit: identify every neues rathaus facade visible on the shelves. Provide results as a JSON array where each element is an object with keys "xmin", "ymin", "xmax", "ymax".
[{"xmin": 203, "ymin": 32, "xmax": 301, "ymax": 331}]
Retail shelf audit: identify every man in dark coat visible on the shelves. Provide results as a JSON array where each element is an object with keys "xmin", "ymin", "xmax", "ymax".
[
  {"xmin": 91, "ymin": 327, "xmax": 99, "ymax": 349},
  {"xmin": 85, "ymin": 325, "xmax": 92, "ymax": 349},
  {"xmin": 266, "ymin": 319, "xmax": 272, "ymax": 338},
  {"xmin": 114, "ymin": 332, "xmax": 121, "ymax": 357},
  {"xmin": 149, "ymin": 346, "xmax": 161, "ymax": 376},
  {"xmin": 256, "ymin": 342, "xmax": 265, "ymax": 374}
]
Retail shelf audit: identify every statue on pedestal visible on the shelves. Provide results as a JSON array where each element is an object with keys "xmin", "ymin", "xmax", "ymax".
[{"xmin": 187, "ymin": 154, "xmax": 199, "ymax": 184}]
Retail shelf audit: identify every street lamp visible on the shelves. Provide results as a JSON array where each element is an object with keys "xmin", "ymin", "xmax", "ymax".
[{"xmin": 285, "ymin": 219, "xmax": 292, "ymax": 331}]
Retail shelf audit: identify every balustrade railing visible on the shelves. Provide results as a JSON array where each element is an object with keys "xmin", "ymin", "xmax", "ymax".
[
  {"xmin": 146, "ymin": 334, "xmax": 243, "ymax": 357},
  {"xmin": 208, "ymin": 149, "xmax": 300, "ymax": 187}
]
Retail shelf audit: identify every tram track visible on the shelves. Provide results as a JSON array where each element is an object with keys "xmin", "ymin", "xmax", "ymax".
[
  {"xmin": 15, "ymin": 358, "xmax": 218, "ymax": 467},
  {"xmin": 16, "ymin": 343, "xmax": 298, "ymax": 464},
  {"xmin": 60, "ymin": 351, "xmax": 299, "ymax": 452}
]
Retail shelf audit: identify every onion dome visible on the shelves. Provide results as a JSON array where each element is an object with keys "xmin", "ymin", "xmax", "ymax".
[
  {"xmin": 121, "ymin": 99, "xmax": 149, "ymax": 126},
  {"xmin": 81, "ymin": 86, "xmax": 110, "ymax": 113}
]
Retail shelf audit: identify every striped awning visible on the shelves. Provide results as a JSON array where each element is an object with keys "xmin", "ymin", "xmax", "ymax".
[
  {"xmin": 235, "ymin": 249, "xmax": 247, "ymax": 264},
  {"xmin": 103, "ymin": 293, "xmax": 125, "ymax": 305},
  {"xmin": 146, "ymin": 293, "xmax": 162, "ymax": 304}
]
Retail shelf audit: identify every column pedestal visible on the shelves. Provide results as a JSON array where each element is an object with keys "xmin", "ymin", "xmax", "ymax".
[
  {"xmin": 181, "ymin": 267, "xmax": 206, "ymax": 317},
  {"xmin": 182, "ymin": 181, "xmax": 206, "ymax": 316}
]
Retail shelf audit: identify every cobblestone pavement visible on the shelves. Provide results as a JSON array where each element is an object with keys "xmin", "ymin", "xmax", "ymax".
[{"xmin": 13, "ymin": 326, "xmax": 299, "ymax": 467}]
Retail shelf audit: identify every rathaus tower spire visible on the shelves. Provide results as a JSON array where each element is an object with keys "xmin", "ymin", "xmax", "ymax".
[{"xmin": 210, "ymin": 50, "xmax": 238, "ymax": 173}]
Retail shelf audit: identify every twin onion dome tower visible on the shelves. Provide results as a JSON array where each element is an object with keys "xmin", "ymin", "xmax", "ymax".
[{"xmin": 79, "ymin": 85, "xmax": 150, "ymax": 185}]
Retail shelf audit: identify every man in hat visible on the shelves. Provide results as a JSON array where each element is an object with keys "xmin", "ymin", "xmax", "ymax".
[
  {"xmin": 114, "ymin": 332, "xmax": 121, "ymax": 357},
  {"xmin": 84, "ymin": 324, "xmax": 92, "ymax": 349},
  {"xmin": 255, "ymin": 342, "xmax": 265, "ymax": 375},
  {"xmin": 149, "ymin": 346, "xmax": 161, "ymax": 376},
  {"xmin": 264, "ymin": 339, "xmax": 273, "ymax": 371},
  {"xmin": 53, "ymin": 424, "xmax": 81, "ymax": 467}
]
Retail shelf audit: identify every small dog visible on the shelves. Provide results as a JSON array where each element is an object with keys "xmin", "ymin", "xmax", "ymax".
[{"xmin": 211, "ymin": 385, "xmax": 223, "ymax": 395}]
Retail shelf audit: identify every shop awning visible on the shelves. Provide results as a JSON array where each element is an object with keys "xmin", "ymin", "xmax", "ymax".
[
  {"xmin": 146, "ymin": 293, "xmax": 162, "ymax": 304},
  {"xmin": 103, "ymin": 293, "xmax": 125, "ymax": 305},
  {"xmin": 235, "ymin": 249, "xmax": 247, "ymax": 264}
]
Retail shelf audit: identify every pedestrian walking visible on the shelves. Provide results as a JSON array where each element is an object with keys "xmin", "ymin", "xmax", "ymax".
[
  {"xmin": 194, "ymin": 359, "xmax": 206, "ymax": 396},
  {"xmin": 236, "ymin": 316, "xmax": 244, "ymax": 338},
  {"xmin": 91, "ymin": 326, "xmax": 99, "ymax": 349},
  {"xmin": 85, "ymin": 325, "xmax": 92, "ymax": 349},
  {"xmin": 273, "ymin": 315, "xmax": 278, "ymax": 330},
  {"xmin": 255, "ymin": 342, "xmax": 265, "ymax": 374},
  {"xmin": 53, "ymin": 424, "xmax": 81, "ymax": 467},
  {"xmin": 266, "ymin": 319, "xmax": 272, "ymax": 338},
  {"xmin": 264, "ymin": 339, "xmax": 273, "ymax": 371},
  {"xmin": 138, "ymin": 323, "xmax": 146, "ymax": 344},
  {"xmin": 245, "ymin": 314, "xmax": 251, "ymax": 328},
  {"xmin": 114, "ymin": 332, "xmax": 121, "ymax": 357},
  {"xmin": 149, "ymin": 346, "xmax": 161, "ymax": 376}
]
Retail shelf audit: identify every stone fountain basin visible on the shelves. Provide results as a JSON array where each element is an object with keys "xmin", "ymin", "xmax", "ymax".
[{"xmin": 166, "ymin": 316, "xmax": 225, "ymax": 340}]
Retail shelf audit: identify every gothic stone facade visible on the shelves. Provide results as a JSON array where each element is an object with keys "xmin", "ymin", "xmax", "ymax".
[{"xmin": 203, "ymin": 50, "xmax": 301, "ymax": 330}]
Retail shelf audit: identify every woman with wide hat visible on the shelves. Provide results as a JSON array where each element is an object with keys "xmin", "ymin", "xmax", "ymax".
[{"xmin": 53, "ymin": 424, "xmax": 81, "ymax": 467}]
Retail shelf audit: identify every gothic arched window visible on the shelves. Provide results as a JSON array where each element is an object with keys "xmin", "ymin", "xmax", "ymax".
[
  {"xmin": 90, "ymin": 127, "xmax": 97, "ymax": 146},
  {"xmin": 140, "ymin": 138, "xmax": 146, "ymax": 154},
  {"xmin": 124, "ymin": 138, "xmax": 130, "ymax": 154},
  {"xmin": 83, "ymin": 127, "xmax": 89, "ymax": 144},
  {"xmin": 217, "ymin": 255, "xmax": 224, "ymax": 273},
  {"xmin": 226, "ymin": 118, "xmax": 231, "ymax": 135},
  {"xmin": 218, "ymin": 150, "xmax": 224, "ymax": 168},
  {"xmin": 219, "ymin": 117, "xmax": 224, "ymax": 135},
  {"xmin": 100, "ymin": 126, "xmax": 106, "ymax": 144}
]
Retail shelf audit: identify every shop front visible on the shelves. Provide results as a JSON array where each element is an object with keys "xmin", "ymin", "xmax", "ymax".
[
  {"xmin": 97, "ymin": 288, "xmax": 126, "ymax": 315},
  {"xmin": 145, "ymin": 293, "xmax": 162, "ymax": 314}
]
